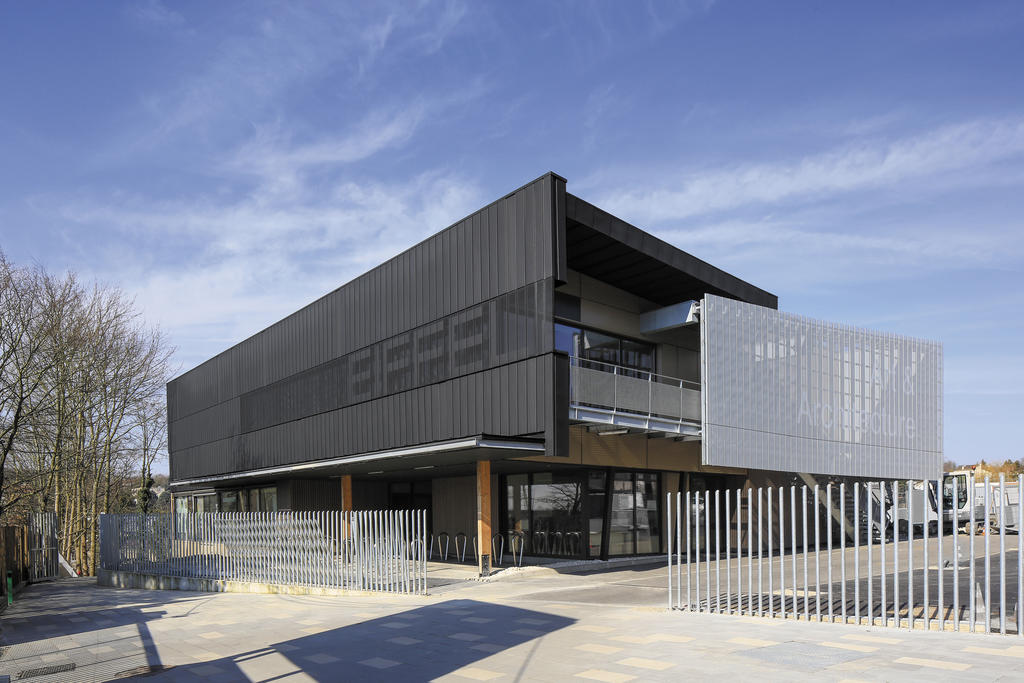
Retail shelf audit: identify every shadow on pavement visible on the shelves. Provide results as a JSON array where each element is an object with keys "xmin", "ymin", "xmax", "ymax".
[
  {"xmin": 0, "ymin": 579, "xmax": 209, "ymax": 681},
  {"xmin": 147, "ymin": 598, "xmax": 575, "ymax": 682}
]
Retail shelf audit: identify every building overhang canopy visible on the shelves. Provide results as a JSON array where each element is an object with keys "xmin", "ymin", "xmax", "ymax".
[
  {"xmin": 169, "ymin": 436, "xmax": 545, "ymax": 489},
  {"xmin": 565, "ymin": 193, "xmax": 778, "ymax": 309}
]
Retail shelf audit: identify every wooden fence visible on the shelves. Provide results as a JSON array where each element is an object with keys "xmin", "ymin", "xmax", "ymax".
[
  {"xmin": 99, "ymin": 510, "xmax": 428, "ymax": 595},
  {"xmin": 1, "ymin": 525, "xmax": 30, "ymax": 601}
]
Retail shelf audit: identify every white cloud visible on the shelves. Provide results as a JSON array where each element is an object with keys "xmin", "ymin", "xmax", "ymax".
[
  {"xmin": 226, "ymin": 105, "xmax": 427, "ymax": 195},
  {"xmin": 59, "ymin": 170, "xmax": 483, "ymax": 370},
  {"xmin": 127, "ymin": 0, "xmax": 185, "ymax": 28},
  {"xmin": 597, "ymin": 118, "xmax": 1024, "ymax": 225}
]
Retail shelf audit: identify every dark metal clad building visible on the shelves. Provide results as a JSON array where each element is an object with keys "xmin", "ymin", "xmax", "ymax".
[{"xmin": 167, "ymin": 172, "xmax": 942, "ymax": 570}]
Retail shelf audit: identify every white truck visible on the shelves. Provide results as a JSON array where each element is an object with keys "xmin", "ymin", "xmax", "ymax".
[{"xmin": 895, "ymin": 471, "xmax": 1019, "ymax": 535}]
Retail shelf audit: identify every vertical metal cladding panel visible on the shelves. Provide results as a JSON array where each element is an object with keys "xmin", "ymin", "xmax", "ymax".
[
  {"xmin": 169, "ymin": 174, "xmax": 561, "ymax": 480},
  {"xmin": 701, "ymin": 293, "xmax": 942, "ymax": 480},
  {"xmin": 552, "ymin": 175, "xmax": 567, "ymax": 284}
]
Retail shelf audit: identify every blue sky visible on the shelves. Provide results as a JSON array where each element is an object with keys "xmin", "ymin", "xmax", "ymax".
[{"xmin": 1, "ymin": 1, "xmax": 1021, "ymax": 466}]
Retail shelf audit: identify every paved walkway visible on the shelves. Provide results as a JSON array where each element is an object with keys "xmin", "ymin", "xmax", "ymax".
[{"xmin": 2, "ymin": 571, "xmax": 1024, "ymax": 682}]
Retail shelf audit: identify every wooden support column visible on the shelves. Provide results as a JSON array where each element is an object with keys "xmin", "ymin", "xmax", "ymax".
[
  {"xmin": 477, "ymin": 460, "xmax": 492, "ymax": 576},
  {"xmin": 341, "ymin": 475, "xmax": 353, "ymax": 512}
]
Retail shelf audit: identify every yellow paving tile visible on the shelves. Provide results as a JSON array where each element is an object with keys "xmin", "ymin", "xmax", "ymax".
[
  {"xmin": 608, "ymin": 635, "xmax": 652, "ymax": 644},
  {"xmin": 894, "ymin": 657, "xmax": 970, "ymax": 671},
  {"xmin": 649, "ymin": 633, "xmax": 695, "ymax": 643},
  {"xmin": 197, "ymin": 631, "xmax": 224, "ymax": 639},
  {"xmin": 617, "ymin": 657, "xmax": 675, "ymax": 671},
  {"xmin": 963, "ymin": 646, "xmax": 1024, "ymax": 658},
  {"xmin": 575, "ymin": 643, "xmax": 624, "ymax": 654},
  {"xmin": 729, "ymin": 637, "xmax": 779, "ymax": 647},
  {"xmin": 190, "ymin": 650, "xmax": 221, "ymax": 662},
  {"xmin": 574, "ymin": 625, "xmax": 615, "ymax": 633},
  {"xmin": 574, "ymin": 670, "xmax": 636, "ymax": 683},
  {"xmin": 820, "ymin": 641, "xmax": 878, "ymax": 653},
  {"xmin": 452, "ymin": 667, "xmax": 503, "ymax": 681},
  {"xmin": 841, "ymin": 634, "xmax": 902, "ymax": 645}
]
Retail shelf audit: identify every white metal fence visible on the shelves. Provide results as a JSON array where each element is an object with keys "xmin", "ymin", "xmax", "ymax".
[
  {"xmin": 100, "ymin": 510, "xmax": 428, "ymax": 594},
  {"xmin": 667, "ymin": 476, "xmax": 1023, "ymax": 635}
]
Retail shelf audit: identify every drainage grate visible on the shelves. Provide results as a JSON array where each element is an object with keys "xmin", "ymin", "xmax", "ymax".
[
  {"xmin": 17, "ymin": 663, "xmax": 76, "ymax": 680},
  {"xmin": 112, "ymin": 664, "xmax": 174, "ymax": 679}
]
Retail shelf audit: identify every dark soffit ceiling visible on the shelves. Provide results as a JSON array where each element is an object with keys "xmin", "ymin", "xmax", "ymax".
[{"xmin": 565, "ymin": 193, "xmax": 778, "ymax": 309}]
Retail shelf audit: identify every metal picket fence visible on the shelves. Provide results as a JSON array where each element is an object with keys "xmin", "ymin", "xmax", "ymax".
[
  {"xmin": 667, "ymin": 476, "xmax": 1023, "ymax": 635},
  {"xmin": 100, "ymin": 510, "xmax": 427, "ymax": 595}
]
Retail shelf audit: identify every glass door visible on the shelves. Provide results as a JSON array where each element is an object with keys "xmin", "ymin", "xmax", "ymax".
[{"xmin": 608, "ymin": 472, "xmax": 637, "ymax": 555}]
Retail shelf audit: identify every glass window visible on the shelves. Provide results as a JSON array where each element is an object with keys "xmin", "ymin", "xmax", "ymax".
[
  {"xmin": 582, "ymin": 330, "xmax": 620, "ymax": 367},
  {"xmin": 507, "ymin": 474, "xmax": 530, "ymax": 543},
  {"xmin": 621, "ymin": 339, "xmax": 655, "ymax": 375},
  {"xmin": 194, "ymin": 494, "xmax": 217, "ymax": 514},
  {"xmin": 943, "ymin": 474, "xmax": 968, "ymax": 510},
  {"xmin": 555, "ymin": 323, "xmax": 582, "ymax": 356},
  {"xmin": 636, "ymin": 473, "xmax": 661, "ymax": 553},
  {"xmin": 530, "ymin": 472, "xmax": 585, "ymax": 557},
  {"xmin": 587, "ymin": 471, "xmax": 607, "ymax": 558},
  {"xmin": 566, "ymin": 327, "xmax": 656, "ymax": 374},
  {"xmin": 248, "ymin": 489, "xmax": 260, "ymax": 512},
  {"xmin": 219, "ymin": 490, "xmax": 239, "ymax": 512},
  {"xmin": 260, "ymin": 487, "xmax": 278, "ymax": 512},
  {"xmin": 608, "ymin": 472, "xmax": 636, "ymax": 556}
]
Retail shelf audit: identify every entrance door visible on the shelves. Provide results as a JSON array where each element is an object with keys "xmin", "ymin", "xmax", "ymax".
[
  {"xmin": 607, "ymin": 471, "xmax": 662, "ymax": 556},
  {"xmin": 608, "ymin": 472, "xmax": 637, "ymax": 555}
]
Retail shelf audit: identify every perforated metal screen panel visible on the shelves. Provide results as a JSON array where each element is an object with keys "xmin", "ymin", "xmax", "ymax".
[{"xmin": 700, "ymin": 294, "xmax": 943, "ymax": 479}]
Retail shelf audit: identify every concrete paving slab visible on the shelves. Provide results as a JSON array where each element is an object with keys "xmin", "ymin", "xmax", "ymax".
[{"xmin": 2, "ymin": 571, "xmax": 1023, "ymax": 681}]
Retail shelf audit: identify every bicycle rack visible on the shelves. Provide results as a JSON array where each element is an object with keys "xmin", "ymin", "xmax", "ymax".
[
  {"xmin": 565, "ymin": 531, "xmax": 581, "ymax": 557},
  {"xmin": 409, "ymin": 538, "xmax": 425, "ymax": 562},
  {"xmin": 491, "ymin": 533, "xmax": 505, "ymax": 566},
  {"xmin": 532, "ymin": 530, "xmax": 548, "ymax": 555},
  {"xmin": 455, "ymin": 532, "xmax": 468, "ymax": 563},
  {"xmin": 509, "ymin": 531, "xmax": 526, "ymax": 567},
  {"xmin": 431, "ymin": 532, "xmax": 450, "ymax": 561}
]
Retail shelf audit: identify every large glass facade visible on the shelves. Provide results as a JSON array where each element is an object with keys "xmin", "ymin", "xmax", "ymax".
[
  {"xmin": 555, "ymin": 323, "xmax": 655, "ymax": 374},
  {"xmin": 502, "ymin": 469, "xmax": 660, "ymax": 558}
]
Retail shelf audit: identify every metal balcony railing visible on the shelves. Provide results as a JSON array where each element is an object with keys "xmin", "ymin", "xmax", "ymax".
[{"xmin": 568, "ymin": 356, "xmax": 701, "ymax": 435}]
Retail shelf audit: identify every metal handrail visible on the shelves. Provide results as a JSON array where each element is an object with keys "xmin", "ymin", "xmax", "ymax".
[
  {"xmin": 569, "ymin": 355, "xmax": 701, "ymax": 426},
  {"xmin": 568, "ymin": 356, "xmax": 700, "ymax": 391}
]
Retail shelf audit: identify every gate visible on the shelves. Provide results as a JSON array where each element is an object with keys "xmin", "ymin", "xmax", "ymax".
[
  {"xmin": 667, "ymin": 476, "xmax": 1023, "ymax": 635},
  {"xmin": 27, "ymin": 512, "xmax": 59, "ymax": 581}
]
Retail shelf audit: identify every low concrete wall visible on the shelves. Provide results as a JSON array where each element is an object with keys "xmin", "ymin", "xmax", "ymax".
[{"xmin": 97, "ymin": 569, "xmax": 374, "ymax": 597}]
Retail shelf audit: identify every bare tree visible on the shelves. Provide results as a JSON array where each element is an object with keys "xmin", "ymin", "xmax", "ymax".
[
  {"xmin": 0, "ymin": 253, "xmax": 60, "ymax": 519},
  {"xmin": 0, "ymin": 251, "xmax": 173, "ymax": 574}
]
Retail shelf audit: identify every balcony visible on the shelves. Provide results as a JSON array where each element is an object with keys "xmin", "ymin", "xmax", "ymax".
[{"xmin": 568, "ymin": 357, "xmax": 701, "ymax": 437}]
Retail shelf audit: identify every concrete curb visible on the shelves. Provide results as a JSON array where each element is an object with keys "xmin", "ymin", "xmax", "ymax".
[{"xmin": 97, "ymin": 569, "xmax": 423, "ymax": 599}]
